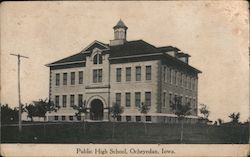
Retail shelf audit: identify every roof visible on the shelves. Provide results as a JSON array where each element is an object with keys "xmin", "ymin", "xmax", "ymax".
[
  {"xmin": 105, "ymin": 40, "xmax": 163, "ymax": 58},
  {"xmin": 46, "ymin": 53, "xmax": 87, "ymax": 66},
  {"xmin": 113, "ymin": 19, "xmax": 128, "ymax": 29},
  {"xmin": 158, "ymin": 46, "xmax": 180, "ymax": 52},
  {"xmin": 46, "ymin": 40, "xmax": 200, "ymax": 73}
]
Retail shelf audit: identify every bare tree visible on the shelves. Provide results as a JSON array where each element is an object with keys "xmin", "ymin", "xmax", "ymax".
[
  {"xmin": 199, "ymin": 104, "xmax": 210, "ymax": 123},
  {"xmin": 170, "ymin": 96, "xmax": 191, "ymax": 143},
  {"xmin": 110, "ymin": 102, "xmax": 124, "ymax": 139},
  {"xmin": 229, "ymin": 112, "xmax": 240, "ymax": 124},
  {"xmin": 72, "ymin": 100, "xmax": 88, "ymax": 134},
  {"xmin": 138, "ymin": 102, "xmax": 150, "ymax": 135}
]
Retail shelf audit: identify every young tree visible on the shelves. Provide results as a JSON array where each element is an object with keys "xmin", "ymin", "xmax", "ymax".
[
  {"xmin": 199, "ymin": 104, "xmax": 210, "ymax": 123},
  {"xmin": 217, "ymin": 118, "xmax": 223, "ymax": 125},
  {"xmin": 170, "ymin": 96, "xmax": 191, "ymax": 143},
  {"xmin": 23, "ymin": 99, "xmax": 60, "ymax": 121},
  {"xmin": 33, "ymin": 99, "xmax": 60, "ymax": 121},
  {"xmin": 72, "ymin": 100, "xmax": 88, "ymax": 134},
  {"xmin": 1, "ymin": 104, "xmax": 18, "ymax": 124},
  {"xmin": 138, "ymin": 102, "xmax": 150, "ymax": 135},
  {"xmin": 24, "ymin": 103, "xmax": 36, "ymax": 121},
  {"xmin": 229, "ymin": 112, "xmax": 240, "ymax": 124},
  {"xmin": 110, "ymin": 102, "xmax": 124, "ymax": 139}
]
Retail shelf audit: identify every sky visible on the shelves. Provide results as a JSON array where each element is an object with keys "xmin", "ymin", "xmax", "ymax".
[{"xmin": 1, "ymin": 1, "xmax": 249, "ymax": 122}]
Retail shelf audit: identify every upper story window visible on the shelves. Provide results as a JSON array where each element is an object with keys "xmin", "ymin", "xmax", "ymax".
[
  {"xmin": 78, "ymin": 71, "xmax": 83, "ymax": 84},
  {"xmin": 93, "ymin": 69, "xmax": 102, "ymax": 83},
  {"xmin": 146, "ymin": 65, "xmax": 152, "ymax": 80},
  {"xmin": 55, "ymin": 73, "xmax": 60, "ymax": 86},
  {"xmin": 126, "ymin": 67, "xmax": 131, "ymax": 81},
  {"xmin": 63, "ymin": 73, "xmax": 67, "ymax": 85},
  {"xmin": 136, "ymin": 66, "xmax": 141, "ymax": 81},
  {"xmin": 71, "ymin": 72, "xmax": 75, "ymax": 85},
  {"xmin": 93, "ymin": 53, "xmax": 102, "ymax": 64},
  {"xmin": 116, "ymin": 68, "xmax": 122, "ymax": 82},
  {"xmin": 163, "ymin": 66, "xmax": 167, "ymax": 82}
]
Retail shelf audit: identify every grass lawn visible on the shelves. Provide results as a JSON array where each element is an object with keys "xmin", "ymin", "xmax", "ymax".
[{"xmin": 1, "ymin": 122, "xmax": 249, "ymax": 144}]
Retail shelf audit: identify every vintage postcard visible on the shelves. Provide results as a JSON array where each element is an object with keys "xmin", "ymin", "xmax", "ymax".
[{"xmin": 0, "ymin": 1, "xmax": 249, "ymax": 157}]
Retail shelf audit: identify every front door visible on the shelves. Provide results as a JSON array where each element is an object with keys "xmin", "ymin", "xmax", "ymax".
[{"xmin": 90, "ymin": 99, "xmax": 104, "ymax": 120}]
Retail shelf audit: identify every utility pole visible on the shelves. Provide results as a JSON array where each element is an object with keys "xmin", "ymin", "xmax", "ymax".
[{"xmin": 10, "ymin": 53, "xmax": 29, "ymax": 132}]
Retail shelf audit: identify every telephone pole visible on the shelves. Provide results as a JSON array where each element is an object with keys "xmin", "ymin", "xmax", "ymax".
[{"xmin": 10, "ymin": 53, "xmax": 29, "ymax": 132}]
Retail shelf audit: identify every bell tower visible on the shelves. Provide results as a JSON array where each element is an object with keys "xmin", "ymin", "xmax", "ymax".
[{"xmin": 110, "ymin": 19, "xmax": 128, "ymax": 46}]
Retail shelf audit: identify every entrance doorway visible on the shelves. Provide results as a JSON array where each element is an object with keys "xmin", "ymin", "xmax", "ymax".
[{"xmin": 90, "ymin": 99, "xmax": 104, "ymax": 120}]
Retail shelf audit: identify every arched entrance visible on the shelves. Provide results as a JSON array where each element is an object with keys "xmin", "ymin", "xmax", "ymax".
[{"xmin": 90, "ymin": 99, "xmax": 104, "ymax": 120}]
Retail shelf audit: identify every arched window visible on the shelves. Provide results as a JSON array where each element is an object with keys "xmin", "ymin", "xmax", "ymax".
[{"xmin": 93, "ymin": 53, "xmax": 102, "ymax": 64}]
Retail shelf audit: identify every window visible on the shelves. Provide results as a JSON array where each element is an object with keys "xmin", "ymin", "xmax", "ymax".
[
  {"xmin": 135, "ymin": 92, "xmax": 141, "ymax": 107},
  {"xmin": 126, "ymin": 116, "xmax": 131, "ymax": 122},
  {"xmin": 62, "ymin": 116, "xmax": 66, "ymax": 121},
  {"xmin": 168, "ymin": 68, "xmax": 171, "ymax": 83},
  {"xmin": 93, "ymin": 53, "xmax": 102, "ymax": 64},
  {"xmin": 55, "ymin": 95, "xmax": 60, "ymax": 106},
  {"xmin": 194, "ymin": 78, "xmax": 197, "ymax": 91},
  {"xmin": 135, "ymin": 66, "xmax": 141, "ymax": 81},
  {"xmin": 117, "ymin": 116, "xmax": 121, "ymax": 121},
  {"xmin": 146, "ymin": 116, "xmax": 151, "ymax": 122},
  {"xmin": 93, "ymin": 69, "xmax": 102, "ymax": 83},
  {"xmin": 62, "ymin": 95, "xmax": 67, "ymax": 108},
  {"xmin": 126, "ymin": 67, "xmax": 131, "ymax": 81},
  {"xmin": 54, "ymin": 116, "xmax": 58, "ymax": 120},
  {"xmin": 63, "ymin": 73, "xmax": 67, "ymax": 85},
  {"xmin": 170, "ymin": 69, "xmax": 174, "ymax": 84},
  {"xmin": 187, "ymin": 76, "xmax": 190, "ymax": 89},
  {"xmin": 78, "ymin": 94, "xmax": 83, "ymax": 106},
  {"xmin": 115, "ymin": 93, "xmax": 121, "ymax": 106},
  {"xmin": 136, "ymin": 116, "xmax": 141, "ymax": 122},
  {"xmin": 125, "ymin": 93, "xmax": 131, "ymax": 107},
  {"xmin": 145, "ymin": 92, "xmax": 151, "ymax": 106},
  {"xmin": 70, "ymin": 95, "xmax": 75, "ymax": 107},
  {"xmin": 173, "ymin": 70, "xmax": 176, "ymax": 85},
  {"xmin": 77, "ymin": 116, "xmax": 81, "ymax": 121},
  {"xmin": 183, "ymin": 74, "xmax": 187, "ymax": 87},
  {"xmin": 71, "ymin": 72, "xmax": 75, "ymax": 85},
  {"xmin": 78, "ymin": 71, "xmax": 83, "ymax": 84},
  {"xmin": 69, "ymin": 116, "xmax": 73, "ymax": 121},
  {"xmin": 146, "ymin": 65, "xmax": 152, "ymax": 80},
  {"xmin": 116, "ymin": 68, "xmax": 122, "ymax": 82},
  {"xmin": 169, "ymin": 93, "xmax": 172, "ymax": 106},
  {"xmin": 175, "ymin": 71, "xmax": 178, "ymax": 85},
  {"xmin": 163, "ymin": 92, "xmax": 166, "ymax": 107},
  {"xmin": 55, "ymin": 73, "xmax": 60, "ymax": 86}
]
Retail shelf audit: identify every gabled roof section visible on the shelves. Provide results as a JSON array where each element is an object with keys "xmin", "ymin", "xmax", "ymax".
[
  {"xmin": 46, "ymin": 40, "xmax": 109, "ymax": 67},
  {"xmin": 81, "ymin": 40, "xmax": 109, "ymax": 53},
  {"xmin": 46, "ymin": 53, "xmax": 87, "ymax": 66}
]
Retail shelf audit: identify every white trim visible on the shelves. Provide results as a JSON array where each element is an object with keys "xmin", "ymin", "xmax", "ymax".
[
  {"xmin": 47, "ymin": 61, "xmax": 85, "ymax": 67},
  {"xmin": 81, "ymin": 40, "xmax": 109, "ymax": 53},
  {"xmin": 109, "ymin": 53, "xmax": 163, "ymax": 60}
]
